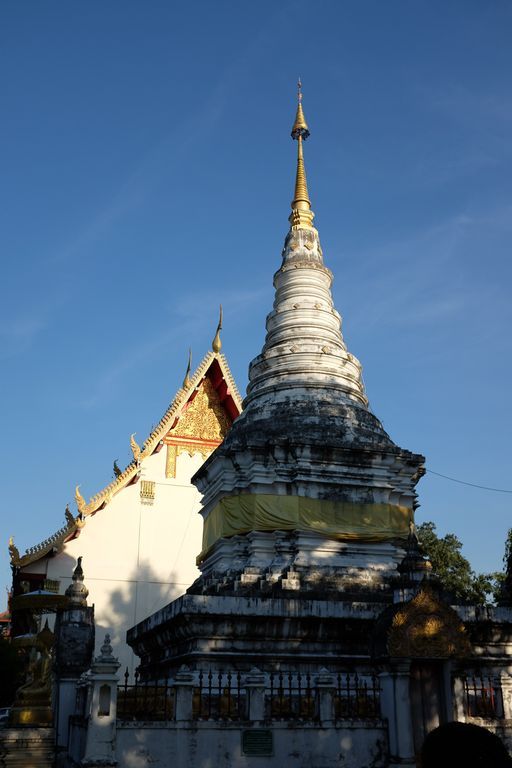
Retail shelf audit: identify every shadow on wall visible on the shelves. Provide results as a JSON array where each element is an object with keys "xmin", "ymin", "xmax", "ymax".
[{"xmin": 98, "ymin": 559, "xmax": 180, "ymax": 676}]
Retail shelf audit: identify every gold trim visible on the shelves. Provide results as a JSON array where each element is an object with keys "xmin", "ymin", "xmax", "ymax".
[{"xmin": 165, "ymin": 444, "xmax": 178, "ymax": 479}]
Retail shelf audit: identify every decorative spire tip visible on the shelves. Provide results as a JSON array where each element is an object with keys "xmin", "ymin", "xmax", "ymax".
[
  {"xmin": 290, "ymin": 79, "xmax": 314, "ymax": 229},
  {"xmin": 212, "ymin": 305, "xmax": 223, "ymax": 353},
  {"xmin": 291, "ymin": 78, "xmax": 310, "ymax": 140},
  {"xmin": 182, "ymin": 348, "xmax": 192, "ymax": 389}
]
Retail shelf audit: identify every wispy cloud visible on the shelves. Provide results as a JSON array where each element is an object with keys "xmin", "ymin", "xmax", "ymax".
[
  {"xmin": 427, "ymin": 84, "xmax": 512, "ymax": 128},
  {"xmin": 409, "ymin": 83, "xmax": 512, "ymax": 185},
  {"xmin": 334, "ymin": 212, "xmax": 499, "ymax": 333},
  {"xmin": 0, "ymin": 314, "xmax": 48, "ymax": 360}
]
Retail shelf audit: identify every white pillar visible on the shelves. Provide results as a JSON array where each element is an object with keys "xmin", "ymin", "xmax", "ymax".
[
  {"xmin": 174, "ymin": 666, "xmax": 195, "ymax": 721},
  {"xmin": 379, "ymin": 661, "xmax": 416, "ymax": 766},
  {"xmin": 500, "ymin": 669, "xmax": 512, "ymax": 720},
  {"xmin": 315, "ymin": 668, "xmax": 335, "ymax": 724},
  {"xmin": 81, "ymin": 635, "xmax": 120, "ymax": 767},
  {"xmin": 245, "ymin": 667, "xmax": 266, "ymax": 721},
  {"xmin": 452, "ymin": 674, "xmax": 466, "ymax": 722}
]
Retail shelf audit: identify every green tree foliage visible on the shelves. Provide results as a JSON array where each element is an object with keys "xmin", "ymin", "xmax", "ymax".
[
  {"xmin": 498, "ymin": 527, "xmax": 512, "ymax": 605},
  {"xmin": 416, "ymin": 522, "xmax": 500, "ymax": 604}
]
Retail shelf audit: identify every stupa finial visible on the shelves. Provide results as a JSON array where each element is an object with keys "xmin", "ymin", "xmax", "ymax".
[
  {"xmin": 212, "ymin": 305, "xmax": 223, "ymax": 353},
  {"xmin": 290, "ymin": 79, "xmax": 314, "ymax": 230}
]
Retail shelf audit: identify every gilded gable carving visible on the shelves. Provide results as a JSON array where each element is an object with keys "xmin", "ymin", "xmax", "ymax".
[
  {"xmin": 388, "ymin": 587, "xmax": 471, "ymax": 659},
  {"xmin": 172, "ymin": 378, "xmax": 231, "ymax": 441},
  {"xmin": 165, "ymin": 378, "xmax": 233, "ymax": 478}
]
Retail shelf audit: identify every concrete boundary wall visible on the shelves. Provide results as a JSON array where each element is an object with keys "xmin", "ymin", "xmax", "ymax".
[{"xmin": 116, "ymin": 720, "xmax": 388, "ymax": 768}]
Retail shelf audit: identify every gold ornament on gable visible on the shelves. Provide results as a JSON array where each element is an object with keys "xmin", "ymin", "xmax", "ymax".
[
  {"xmin": 388, "ymin": 587, "xmax": 471, "ymax": 659},
  {"xmin": 164, "ymin": 378, "xmax": 232, "ymax": 478},
  {"xmin": 174, "ymin": 378, "xmax": 231, "ymax": 441}
]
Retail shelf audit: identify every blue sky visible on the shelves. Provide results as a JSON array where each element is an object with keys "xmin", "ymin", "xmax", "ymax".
[{"xmin": 2, "ymin": 1, "xmax": 512, "ymax": 598}]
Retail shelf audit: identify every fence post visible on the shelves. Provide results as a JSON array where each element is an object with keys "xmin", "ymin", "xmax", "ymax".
[
  {"xmin": 315, "ymin": 668, "xmax": 335, "ymax": 724},
  {"xmin": 500, "ymin": 669, "xmax": 512, "ymax": 720},
  {"xmin": 452, "ymin": 675, "xmax": 466, "ymax": 721},
  {"xmin": 174, "ymin": 666, "xmax": 195, "ymax": 721},
  {"xmin": 245, "ymin": 667, "xmax": 266, "ymax": 722},
  {"xmin": 81, "ymin": 634, "xmax": 121, "ymax": 767}
]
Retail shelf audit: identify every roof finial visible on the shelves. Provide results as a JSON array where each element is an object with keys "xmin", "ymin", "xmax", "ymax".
[
  {"xmin": 212, "ymin": 305, "xmax": 223, "ymax": 353},
  {"xmin": 182, "ymin": 348, "xmax": 192, "ymax": 389},
  {"xmin": 75, "ymin": 485, "xmax": 87, "ymax": 516},
  {"xmin": 290, "ymin": 79, "xmax": 314, "ymax": 230},
  {"xmin": 130, "ymin": 433, "xmax": 141, "ymax": 462}
]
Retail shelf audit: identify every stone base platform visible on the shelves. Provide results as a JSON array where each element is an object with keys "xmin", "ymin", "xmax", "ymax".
[{"xmin": 0, "ymin": 727, "xmax": 55, "ymax": 768}]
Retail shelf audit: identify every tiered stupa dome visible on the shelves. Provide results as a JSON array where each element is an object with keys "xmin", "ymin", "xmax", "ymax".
[
  {"xmin": 226, "ymin": 86, "xmax": 392, "ymax": 452},
  {"xmin": 192, "ymin": 85, "xmax": 424, "ymax": 593}
]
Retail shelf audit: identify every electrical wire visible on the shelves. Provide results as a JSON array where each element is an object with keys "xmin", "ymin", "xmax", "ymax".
[{"xmin": 426, "ymin": 469, "xmax": 512, "ymax": 494}]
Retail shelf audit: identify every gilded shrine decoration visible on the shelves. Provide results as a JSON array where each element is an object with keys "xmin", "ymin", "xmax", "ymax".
[
  {"xmin": 387, "ymin": 587, "xmax": 471, "ymax": 659},
  {"xmin": 165, "ymin": 377, "xmax": 232, "ymax": 478}
]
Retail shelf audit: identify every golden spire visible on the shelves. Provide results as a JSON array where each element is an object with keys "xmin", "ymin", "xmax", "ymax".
[
  {"xmin": 182, "ymin": 348, "xmax": 192, "ymax": 389},
  {"xmin": 212, "ymin": 305, "xmax": 223, "ymax": 353},
  {"xmin": 289, "ymin": 79, "xmax": 315, "ymax": 230}
]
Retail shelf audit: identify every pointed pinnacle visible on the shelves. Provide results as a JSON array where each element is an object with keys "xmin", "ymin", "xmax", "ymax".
[
  {"xmin": 212, "ymin": 305, "xmax": 223, "ymax": 353},
  {"xmin": 182, "ymin": 348, "xmax": 192, "ymax": 389},
  {"xmin": 289, "ymin": 81, "xmax": 314, "ymax": 229}
]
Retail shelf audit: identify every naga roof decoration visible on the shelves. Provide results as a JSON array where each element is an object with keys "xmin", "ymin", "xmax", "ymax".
[
  {"xmin": 10, "ymin": 351, "xmax": 241, "ymax": 568},
  {"xmin": 9, "ymin": 511, "xmax": 85, "ymax": 569}
]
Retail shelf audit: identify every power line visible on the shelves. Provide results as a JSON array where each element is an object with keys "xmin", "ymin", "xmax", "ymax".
[{"xmin": 426, "ymin": 469, "xmax": 512, "ymax": 494}]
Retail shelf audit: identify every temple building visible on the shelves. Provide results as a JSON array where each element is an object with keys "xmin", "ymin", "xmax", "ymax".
[
  {"xmin": 4, "ymin": 88, "xmax": 512, "ymax": 768},
  {"xmin": 9, "ymin": 342, "xmax": 241, "ymax": 675}
]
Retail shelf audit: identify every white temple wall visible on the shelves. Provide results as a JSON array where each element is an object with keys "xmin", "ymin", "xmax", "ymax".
[
  {"xmin": 116, "ymin": 722, "xmax": 388, "ymax": 768},
  {"xmin": 44, "ymin": 449, "xmax": 205, "ymax": 675}
]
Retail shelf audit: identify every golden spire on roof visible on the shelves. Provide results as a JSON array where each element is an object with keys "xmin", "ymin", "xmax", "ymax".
[
  {"xmin": 289, "ymin": 79, "xmax": 315, "ymax": 230},
  {"xmin": 212, "ymin": 305, "xmax": 223, "ymax": 353},
  {"xmin": 182, "ymin": 348, "xmax": 192, "ymax": 389}
]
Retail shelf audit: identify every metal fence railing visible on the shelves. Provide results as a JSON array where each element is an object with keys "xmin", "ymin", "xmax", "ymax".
[
  {"xmin": 118, "ymin": 669, "xmax": 175, "ymax": 721},
  {"xmin": 117, "ymin": 668, "xmax": 381, "ymax": 723},
  {"xmin": 463, "ymin": 676, "xmax": 503, "ymax": 719}
]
